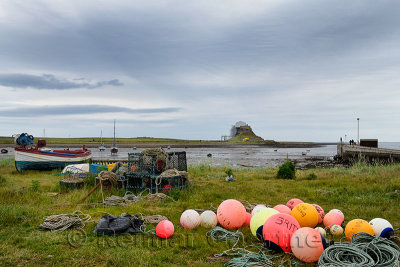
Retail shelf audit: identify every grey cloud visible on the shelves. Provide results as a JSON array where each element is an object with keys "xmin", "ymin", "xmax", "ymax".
[
  {"xmin": 0, "ymin": 105, "xmax": 181, "ymax": 117},
  {"xmin": 0, "ymin": 73, "xmax": 123, "ymax": 89}
]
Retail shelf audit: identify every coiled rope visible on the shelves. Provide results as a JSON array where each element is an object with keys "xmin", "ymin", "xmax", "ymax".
[
  {"xmin": 318, "ymin": 233, "xmax": 400, "ymax": 267},
  {"xmin": 39, "ymin": 210, "xmax": 92, "ymax": 232},
  {"xmin": 206, "ymin": 227, "xmax": 275, "ymax": 267}
]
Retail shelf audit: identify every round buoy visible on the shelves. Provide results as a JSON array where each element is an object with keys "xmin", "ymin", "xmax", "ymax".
[
  {"xmin": 323, "ymin": 211, "xmax": 344, "ymax": 229},
  {"xmin": 200, "ymin": 210, "xmax": 217, "ymax": 228},
  {"xmin": 369, "ymin": 218, "xmax": 394, "ymax": 238},
  {"xmin": 286, "ymin": 198, "xmax": 304, "ymax": 210},
  {"xmin": 156, "ymin": 220, "xmax": 174, "ymax": 238},
  {"xmin": 345, "ymin": 219, "xmax": 375, "ymax": 239},
  {"xmin": 290, "ymin": 227, "xmax": 325, "ymax": 263},
  {"xmin": 217, "ymin": 199, "xmax": 246, "ymax": 229},
  {"xmin": 290, "ymin": 203, "xmax": 319, "ymax": 228},
  {"xmin": 312, "ymin": 204, "xmax": 325, "ymax": 224},
  {"xmin": 251, "ymin": 204, "xmax": 267, "ymax": 215},
  {"xmin": 273, "ymin": 204, "xmax": 291, "ymax": 215},
  {"xmin": 328, "ymin": 209, "xmax": 344, "ymax": 219},
  {"xmin": 244, "ymin": 212, "xmax": 252, "ymax": 227},
  {"xmin": 180, "ymin": 209, "xmax": 201, "ymax": 230},
  {"xmin": 315, "ymin": 227, "xmax": 326, "ymax": 238},
  {"xmin": 250, "ymin": 208, "xmax": 279, "ymax": 239},
  {"xmin": 330, "ymin": 224, "xmax": 344, "ymax": 236},
  {"xmin": 262, "ymin": 213, "xmax": 300, "ymax": 252}
]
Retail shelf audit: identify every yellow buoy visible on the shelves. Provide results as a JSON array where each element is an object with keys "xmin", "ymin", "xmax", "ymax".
[
  {"xmin": 250, "ymin": 208, "xmax": 279, "ymax": 238},
  {"xmin": 290, "ymin": 203, "xmax": 318, "ymax": 228},
  {"xmin": 345, "ymin": 219, "xmax": 374, "ymax": 239}
]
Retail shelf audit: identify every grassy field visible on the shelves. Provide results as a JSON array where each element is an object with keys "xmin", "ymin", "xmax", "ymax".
[{"xmin": 0, "ymin": 159, "xmax": 399, "ymax": 266}]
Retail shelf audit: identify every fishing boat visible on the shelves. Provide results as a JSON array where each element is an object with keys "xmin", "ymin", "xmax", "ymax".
[
  {"xmin": 14, "ymin": 133, "xmax": 92, "ymax": 172},
  {"xmin": 111, "ymin": 120, "xmax": 118, "ymax": 155},
  {"xmin": 99, "ymin": 130, "xmax": 106, "ymax": 151}
]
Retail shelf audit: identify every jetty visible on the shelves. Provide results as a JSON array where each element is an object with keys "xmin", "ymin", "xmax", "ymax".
[{"xmin": 337, "ymin": 143, "xmax": 400, "ymax": 162}]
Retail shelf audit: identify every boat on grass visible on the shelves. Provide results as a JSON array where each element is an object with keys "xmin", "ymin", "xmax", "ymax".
[{"xmin": 14, "ymin": 133, "xmax": 92, "ymax": 172}]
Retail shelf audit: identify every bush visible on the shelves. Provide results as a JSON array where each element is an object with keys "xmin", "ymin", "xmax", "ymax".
[
  {"xmin": 306, "ymin": 173, "xmax": 317, "ymax": 180},
  {"xmin": 277, "ymin": 160, "xmax": 295, "ymax": 179},
  {"xmin": 225, "ymin": 168, "xmax": 233, "ymax": 177}
]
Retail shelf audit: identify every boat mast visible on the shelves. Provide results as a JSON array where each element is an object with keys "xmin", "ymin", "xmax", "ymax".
[{"xmin": 113, "ymin": 120, "xmax": 116, "ymax": 147}]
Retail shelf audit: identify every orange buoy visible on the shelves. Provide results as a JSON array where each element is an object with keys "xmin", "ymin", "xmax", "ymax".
[
  {"xmin": 323, "ymin": 211, "xmax": 344, "ymax": 229},
  {"xmin": 156, "ymin": 220, "xmax": 174, "ymax": 238},
  {"xmin": 345, "ymin": 219, "xmax": 374, "ymax": 239},
  {"xmin": 290, "ymin": 203, "xmax": 319, "ymax": 228},
  {"xmin": 217, "ymin": 199, "xmax": 246, "ymax": 229},
  {"xmin": 291, "ymin": 227, "xmax": 325, "ymax": 263},
  {"xmin": 273, "ymin": 204, "xmax": 291, "ymax": 215},
  {"xmin": 244, "ymin": 212, "xmax": 252, "ymax": 227},
  {"xmin": 262, "ymin": 213, "xmax": 300, "ymax": 252},
  {"xmin": 312, "ymin": 204, "xmax": 325, "ymax": 224},
  {"xmin": 286, "ymin": 198, "xmax": 304, "ymax": 210}
]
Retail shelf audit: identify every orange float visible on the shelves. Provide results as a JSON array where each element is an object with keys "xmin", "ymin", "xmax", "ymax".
[{"xmin": 217, "ymin": 199, "xmax": 246, "ymax": 229}]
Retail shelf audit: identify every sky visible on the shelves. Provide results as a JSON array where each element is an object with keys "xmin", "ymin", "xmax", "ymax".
[{"xmin": 1, "ymin": 0, "xmax": 400, "ymax": 142}]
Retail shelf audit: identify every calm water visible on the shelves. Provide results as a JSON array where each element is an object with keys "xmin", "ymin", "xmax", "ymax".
[{"xmin": 2, "ymin": 142, "xmax": 400, "ymax": 168}]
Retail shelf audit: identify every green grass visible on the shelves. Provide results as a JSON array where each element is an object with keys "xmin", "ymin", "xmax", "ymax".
[{"xmin": 0, "ymin": 159, "xmax": 399, "ymax": 266}]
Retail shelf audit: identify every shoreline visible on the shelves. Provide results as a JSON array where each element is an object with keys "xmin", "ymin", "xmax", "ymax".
[{"xmin": 0, "ymin": 141, "xmax": 337, "ymax": 149}]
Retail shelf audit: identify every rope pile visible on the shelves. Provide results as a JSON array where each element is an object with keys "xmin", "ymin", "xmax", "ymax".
[
  {"xmin": 103, "ymin": 192, "xmax": 141, "ymax": 206},
  {"xmin": 39, "ymin": 210, "xmax": 92, "ymax": 232},
  {"xmin": 159, "ymin": 168, "xmax": 188, "ymax": 179},
  {"xmin": 206, "ymin": 227, "xmax": 275, "ymax": 267},
  {"xmin": 142, "ymin": 215, "xmax": 168, "ymax": 224},
  {"xmin": 318, "ymin": 233, "xmax": 400, "ymax": 267},
  {"xmin": 142, "ymin": 148, "xmax": 168, "ymax": 163},
  {"xmin": 98, "ymin": 171, "xmax": 118, "ymax": 185},
  {"xmin": 146, "ymin": 192, "xmax": 174, "ymax": 202}
]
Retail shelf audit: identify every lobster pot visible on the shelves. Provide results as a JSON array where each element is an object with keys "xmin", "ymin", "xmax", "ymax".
[
  {"xmin": 156, "ymin": 175, "xmax": 187, "ymax": 193},
  {"xmin": 167, "ymin": 152, "xmax": 187, "ymax": 171},
  {"xmin": 126, "ymin": 173, "xmax": 187, "ymax": 193},
  {"xmin": 127, "ymin": 153, "xmax": 166, "ymax": 175}
]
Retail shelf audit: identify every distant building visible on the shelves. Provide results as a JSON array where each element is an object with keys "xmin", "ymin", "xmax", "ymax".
[{"xmin": 230, "ymin": 121, "xmax": 263, "ymax": 141}]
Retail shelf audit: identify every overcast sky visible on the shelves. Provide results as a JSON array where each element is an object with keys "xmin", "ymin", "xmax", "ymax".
[{"xmin": 1, "ymin": 0, "xmax": 399, "ymax": 142}]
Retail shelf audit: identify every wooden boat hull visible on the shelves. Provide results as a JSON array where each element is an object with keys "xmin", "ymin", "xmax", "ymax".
[{"xmin": 15, "ymin": 150, "xmax": 92, "ymax": 172}]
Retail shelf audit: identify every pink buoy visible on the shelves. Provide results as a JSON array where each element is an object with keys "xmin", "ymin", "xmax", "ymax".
[
  {"xmin": 273, "ymin": 204, "xmax": 291, "ymax": 215},
  {"xmin": 286, "ymin": 198, "xmax": 304, "ymax": 210},
  {"xmin": 217, "ymin": 199, "xmax": 246, "ymax": 229},
  {"xmin": 180, "ymin": 209, "xmax": 201, "ymax": 230},
  {"xmin": 290, "ymin": 227, "xmax": 325, "ymax": 263},
  {"xmin": 244, "ymin": 212, "xmax": 252, "ymax": 227},
  {"xmin": 262, "ymin": 213, "xmax": 300, "ymax": 252},
  {"xmin": 312, "ymin": 204, "xmax": 325, "ymax": 224},
  {"xmin": 323, "ymin": 211, "xmax": 344, "ymax": 229},
  {"xmin": 156, "ymin": 220, "xmax": 174, "ymax": 239}
]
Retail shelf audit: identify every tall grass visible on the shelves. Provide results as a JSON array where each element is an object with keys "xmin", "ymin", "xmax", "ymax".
[{"xmin": 0, "ymin": 159, "xmax": 399, "ymax": 266}]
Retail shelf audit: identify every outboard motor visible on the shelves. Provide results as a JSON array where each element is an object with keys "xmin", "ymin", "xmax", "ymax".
[{"xmin": 15, "ymin": 133, "xmax": 34, "ymax": 146}]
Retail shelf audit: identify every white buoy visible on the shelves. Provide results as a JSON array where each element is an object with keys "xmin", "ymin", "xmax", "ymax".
[
  {"xmin": 200, "ymin": 210, "xmax": 218, "ymax": 228},
  {"xmin": 330, "ymin": 224, "xmax": 344, "ymax": 236},
  {"xmin": 251, "ymin": 204, "xmax": 267, "ymax": 216},
  {"xmin": 180, "ymin": 209, "xmax": 201, "ymax": 230},
  {"xmin": 369, "ymin": 218, "xmax": 394, "ymax": 238}
]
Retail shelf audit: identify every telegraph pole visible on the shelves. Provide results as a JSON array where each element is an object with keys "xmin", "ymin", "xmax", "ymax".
[{"xmin": 357, "ymin": 118, "xmax": 359, "ymax": 144}]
